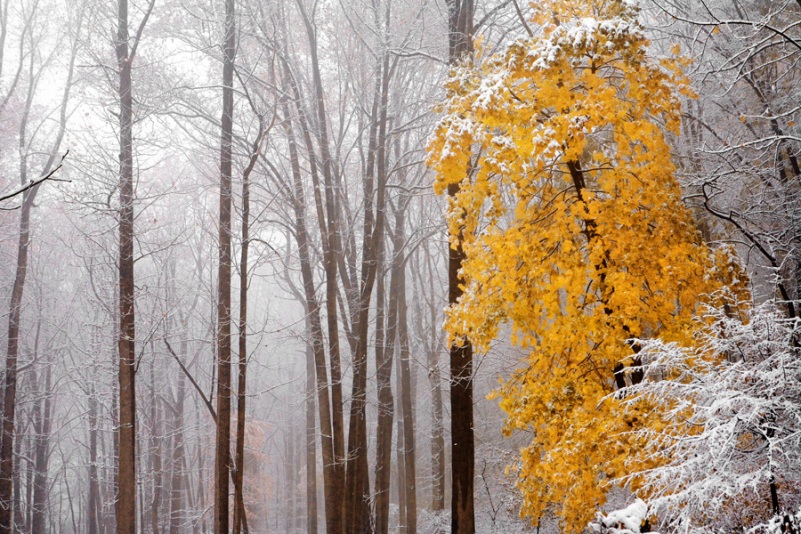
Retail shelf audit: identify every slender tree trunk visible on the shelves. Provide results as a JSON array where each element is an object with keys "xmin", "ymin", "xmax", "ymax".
[
  {"xmin": 168, "ymin": 340, "xmax": 186, "ymax": 534},
  {"xmin": 278, "ymin": 58, "xmax": 340, "ymax": 534},
  {"xmin": 305, "ymin": 324, "xmax": 318, "ymax": 534},
  {"xmin": 150, "ymin": 361, "xmax": 163, "ymax": 534},
  {"xmin": 428, "ymin": 348, "xmax": 445, "ymax": 512},
  {"xmin": 109, "ymin": 309, "xmax": 119, "ymax": 534},
  {"xmin": 232, "ymin": 99, "xmax": 264, "ymax": 534},
  {"xmin": 446, "ymin": 1, "xmax": 475, "ymax": 532},
  {"xmin": 115, "ymin": 0, "xmax": 145, "ymax": 529},
  {"xmin": 196, "ymin": 436, "xmax": 206, "ymax": 534},
  {"xmin": 428, "ymin": 323, "xmax": 445, "ymax": 512},
  {"xmin": 25, "ymin": 427, "xmax": 33, "ymax": 533},
  {"xmin": 373, "ymin": 253, "xmax": 394, "ymax": 534},
  {"xmin": 0, "ymin": 6, "xmax": 81, "ymax": 525},
  {"xmin": 12, "ymin": 425, "xmax": 22, "ymax": 533},
  {"xmin": 294, "ymin": 10, "xmax": 347, "ymax": 521},
  {"xmin": 26, "ymin": 376, "xmax": 37, "ymax": 533},
  {"xmin": 88, "ymin": 382, "xmax": 101, "ymax": 534},
  {"xmin": 31, "ymin": 352, "xmax": 52, "ymax": 534},
  {"xmin": 343, "ymin": 18, "xmax": 394, "ymax": 530},
  {"xmin": 395, "ymin": 368, "xmax": 407, "ymax": 534},
  {"xmin": 214, "ymin": 0, "xmax": 236, "ymax": 531},
  {"xmin": 232, "ymin": 218, "xmax": 249, "ymax": 534},
  {"xmin": 418, "ymin": 243, "xmax": 446, "ymax": 512},
  {"xmin": 284, "ymin": 429, "xmax": 296, "ymax": 531},
  {"xmin": 343, "ymin": 78, "xmax": 382, "ymax": 534},
  {"xmin": 394, "ymin": 208, "xmax": 416, "ymax": 534},
  {"xmin": 0, "ymin": 36, "xmax": 38, "ymax": 534}
]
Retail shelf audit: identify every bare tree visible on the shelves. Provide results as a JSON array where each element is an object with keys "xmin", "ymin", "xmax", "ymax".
[
  {"xmin": 0, "ymin": 2, "xmax": 81, "ymax": 529},
  {"xmin": 114, "ymin": 0, "xmax": 155, "ymax": 532},
  {"xmin": 214, "ymin": 0, "xmax": 237, "ymax": 530}
]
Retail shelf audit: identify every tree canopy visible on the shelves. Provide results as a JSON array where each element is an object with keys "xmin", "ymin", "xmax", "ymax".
[{"xmin": 428, "ymin": 0, "xmax": 748, "ymax": 529}]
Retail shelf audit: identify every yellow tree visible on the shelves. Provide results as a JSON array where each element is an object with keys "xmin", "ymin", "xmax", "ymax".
[{"xmin": 427, "ymin": 0, "xmax": 739, "ymax": 530}]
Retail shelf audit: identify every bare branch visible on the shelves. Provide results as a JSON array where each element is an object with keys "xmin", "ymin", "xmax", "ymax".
[
  {"xmin": 0, "ymin": 151, "xmax": 69, "ymax": 204},
  {"xmin": 164, "ymin": 339, "xmax": 216, "ymax": 423}
]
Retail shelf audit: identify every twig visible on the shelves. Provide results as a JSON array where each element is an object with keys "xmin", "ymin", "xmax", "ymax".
[
  {"xmin": 0, "ymin": 150, "xmax": 70, "ymax": 204},
  {"xmin": 164, "ymin": 339, "xmax": 217, "ymax": 422}
]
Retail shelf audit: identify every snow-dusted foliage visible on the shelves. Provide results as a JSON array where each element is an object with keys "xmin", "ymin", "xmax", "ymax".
[
  {"xmin": 748, "ymin": 507, "xmax": 801, "ymax": 534},
  {"xmin": 589, "ymin": 499, "xmax": 649, "ymax": 534},
  {"xmin": 619, "ymin": 301, "xmax": 801, "ymax": 533}
]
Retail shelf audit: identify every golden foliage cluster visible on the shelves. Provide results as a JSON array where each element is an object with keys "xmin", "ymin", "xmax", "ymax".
[{"xmin": 428, "ymin": 0, "xmax": 747, "ymax": 530}]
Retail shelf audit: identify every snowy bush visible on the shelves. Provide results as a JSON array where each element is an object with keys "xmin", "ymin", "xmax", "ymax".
[
  {"xmin": 618, "ymin": 301, "xmax": 801, "ymax": 533},
  {"xmin": 588, "ymin": 498, "xmax": 650, "ymax": 534},
  {"xmin": 748, "ymin": 507, "xmax": 801, "ymax": 534}
]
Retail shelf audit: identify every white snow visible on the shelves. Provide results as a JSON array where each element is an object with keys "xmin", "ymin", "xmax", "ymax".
[
  {"xmin": 525, "ymin": 16, "xmax": 644, "ymax": 70},
  {"xmin": 590, "ymin": 498, "xmax": 648, "ymax": 534}
]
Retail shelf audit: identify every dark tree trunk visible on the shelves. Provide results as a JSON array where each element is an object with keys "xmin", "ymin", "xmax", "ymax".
[
  {"xmin": 2, "ymin": 9, "xmax": 82, "ymax": 526},
  {"xmin": 114, "ymin": 0, "xmax": 151, "ymax": 529},
  {"xmin": 232, "ymin": 209, "xmax": 249, "ymax": 534},
  {"xmin": 214, "ymin": 0, "xmax": 236, "ymax": 531},
  {"xmin": 0, "ymin": 34, "xmax": 38, "ymax": 534},
  {"xmin": 295, "ymin": 7, "xmax": 347, "ymax": 525},
  {"xmin": 343, "ymin": 70, "xmax": 383, "ymax": 534},
  {"xmin": 447, "ymin": 190, "xmax": 475, "ymax": 534},
  {"xmin": 343, "ymin": 15, "xmax": 394, "ymax": 529},
  {"xmin": 279, "ymin": 64, "xmax": 339, "ymax": 534},
  {"xmin": 232, "ymin": 93, "xmax": 263, "ymax": 534},
  {"xmin": 446, "ymin": 1, "xmax": 475, "ymax": 532}
]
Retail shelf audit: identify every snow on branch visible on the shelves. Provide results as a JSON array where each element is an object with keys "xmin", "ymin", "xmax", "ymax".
[
  {"xmin": 0, "ymin": 151, "xmax": 70, "ymax": 206},
  {"xmin": 616, "ymin": 300, "xmax": 801, "ymax": 533}
]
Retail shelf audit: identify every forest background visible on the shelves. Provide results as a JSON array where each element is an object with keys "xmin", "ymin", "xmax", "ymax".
[{"xmin": 0, "ymin": 0, "xmax": 799, "ymax": 533}]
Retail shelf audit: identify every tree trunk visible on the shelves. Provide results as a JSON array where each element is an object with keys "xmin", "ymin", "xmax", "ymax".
[
  {"xmin": 279, "ymin": 65, "xmax": 339, "ymax": 534},
  {"xmin": 214, "ymin": 0, "xmax": 236, "ymax": 531},
  {"xmin": 394, "ymin": 208, "xmax": 417, "ymax": 534},
  {"xmin": 25, "ymin": 428, "xmax": 33, "ymax": 533},
  {"xmin": 305, "ymin": 325, "xmax": 318, "ymax": 534},
  {"xmin": 446, "ymin": 1, "xmax": 475, "ymax": 532},
  {"xmin": 284, "ymin": 428, "xmax": 296, "ymax": 531},
  {"xmin": 343, "ymin": 20, "xmax": 393, "ymax": 531},
  {"xmin": 168, "ymin": 339, "xmax": 186, "ymax": 534},
  {"xmin": 343, "ymin": 84, "xmax": 381, "ymax": 534},
  {"xmin": 232, "ymin": 205, "xmax": 249, "ymax": 534},
  {"xmin": 414, "ymin": 242, "xmax": 446, "ymax": 512},
  {"xmin": 0, "ymin": 4, "xmax": 80, "ymax": 525},
  {"xmin": 88, "ymin": 382, "xmax": 101, "ymax": 534},
  {"xmin": 31, "ymin": 352, "xmax": 52, "ymax": 534},
  {"xmin": 395, "ymin": 371, "xmax": 407, "ymax": 534},
  {"xmin": 115, "ymin": 0, "xmax": 141, "ymax": 530},
  {"xmin": 373, "ymin": 252, "xmax": 394, "ymax": 534},
  {"xmin": 295, "ymin": 7, "xmax": 347, "ymax": 525},
  {"xmin": 12, "ymin": 426, "xmax": 22, "ymax": 533},
  {"xmin": 0, "ymin": 34, "xmax": 38, "ymax": 534},
  {"xmin": 428, "ymin": 350, "xmax": 445, "ymax": 512},
  {"xmin": 232, "ymin": 98, "xmax": 264, "ymax": 534},
  {"xmin": 150, "ymin": 360, "xmax": 163, "ymax": 534}
]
